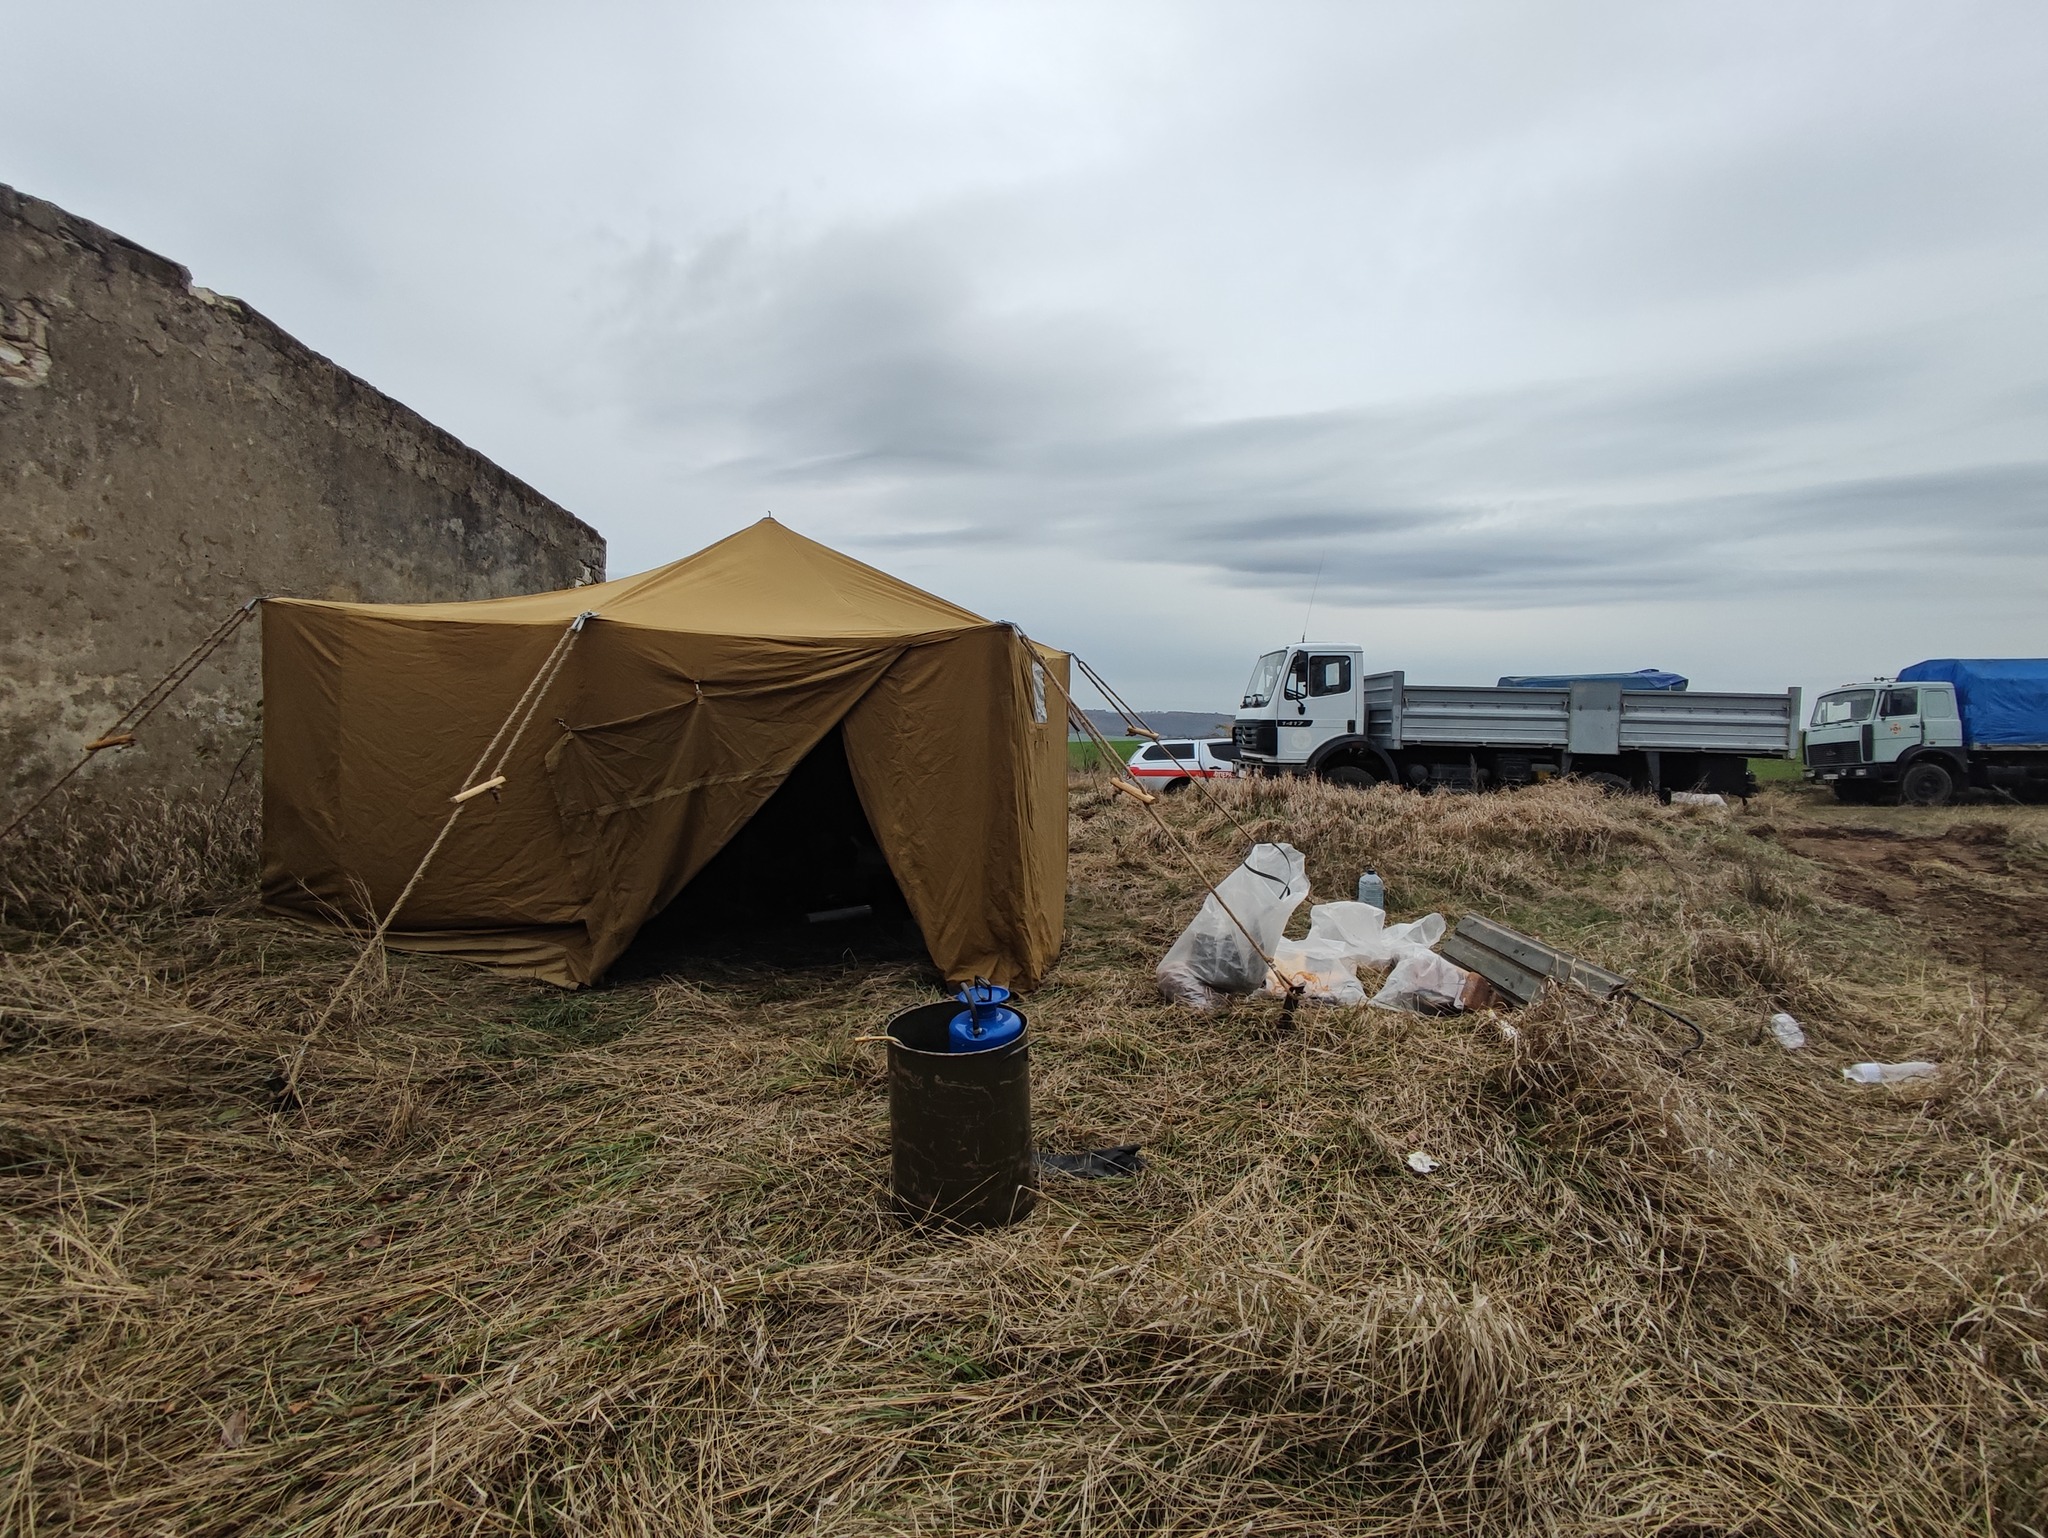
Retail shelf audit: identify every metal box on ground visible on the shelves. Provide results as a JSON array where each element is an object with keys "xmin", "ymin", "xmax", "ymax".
[{"xmin": 1438, "ymin": 915, "xmax": 1630, "ymax": 1008}]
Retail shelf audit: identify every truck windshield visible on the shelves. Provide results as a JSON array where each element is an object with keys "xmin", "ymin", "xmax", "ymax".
[
  {"xmin": 1812, "ymin": 689, "xmax": 1875, "ymax": 727},
  {"xmin": 1242, "ymin": 650, "xmax": 1287, "ymax": 708}
]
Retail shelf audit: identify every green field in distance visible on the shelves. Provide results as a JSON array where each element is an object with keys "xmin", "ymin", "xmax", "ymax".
[{"xmin": 1069, "ymin": 738, "xmax": 1139, "ymax": 771}]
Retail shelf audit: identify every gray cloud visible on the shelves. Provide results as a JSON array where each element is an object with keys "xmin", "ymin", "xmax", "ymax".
[
  {"xmin": 8, "ymin": 1, "xmax": 2047, "ymax": 697},
  {"xmin": 602, "ymin": 221, "xmax": 2047, "ymax": 609},
  {"xmin": 610, "ymin": 221, "xmax": 1171, "ymax": 471}
]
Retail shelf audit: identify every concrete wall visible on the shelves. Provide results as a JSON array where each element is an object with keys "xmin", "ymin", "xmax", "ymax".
[{"xmin": 0, "ymin": 184, "xmax": 606, "ymax": 809}]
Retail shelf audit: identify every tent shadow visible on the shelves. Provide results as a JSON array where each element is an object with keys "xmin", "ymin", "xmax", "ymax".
[{"xmin": 606, "ymin": 908, "xmax": 935, "ymax": 987}]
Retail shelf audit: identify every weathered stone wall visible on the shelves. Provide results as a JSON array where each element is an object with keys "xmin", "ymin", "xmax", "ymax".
[{"xmin": 0, "ymin": 185, "xmax": 606, "ymax": 809}]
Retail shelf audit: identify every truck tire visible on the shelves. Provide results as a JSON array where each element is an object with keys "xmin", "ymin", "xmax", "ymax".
[
  {"xmin": 1322, "ymin": 764, "xmax": 1380, "ymax": 790},
  {"xmin": 1161, "ymin": 777, "xmax": 1191, "ymax": 795},
  {"xmin": 1581, "ymin": 771, "xmax": 1632, "ymax": 796},
  {"xmin": 1899, "ymin": 761, "xmax": 1953, "ymax": 807}
]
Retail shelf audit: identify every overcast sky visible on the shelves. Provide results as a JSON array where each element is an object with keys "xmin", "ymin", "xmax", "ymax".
[{"xmin": 9, "ymin": 2, "xmax": 2046, "ymax": 709}]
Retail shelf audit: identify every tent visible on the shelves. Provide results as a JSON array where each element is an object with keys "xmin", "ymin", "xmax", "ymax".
[{"xmin": 261, "ymin": 519, "xmax": 1069, "ymax": 987}]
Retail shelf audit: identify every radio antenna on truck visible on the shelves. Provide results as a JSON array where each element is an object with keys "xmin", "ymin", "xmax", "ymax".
[{"xmin": 1301, "ymin": 556, "xmax": 1325, "ymax": 644}]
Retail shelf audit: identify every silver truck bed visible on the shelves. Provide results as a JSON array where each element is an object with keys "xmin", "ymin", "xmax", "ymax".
[{"xmin": 1360, "ymin": 673, "xmax": 1799, "ymax": 757}]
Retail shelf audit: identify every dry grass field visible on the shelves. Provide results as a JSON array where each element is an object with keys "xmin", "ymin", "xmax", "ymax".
[{"xmin": 4, "ymin": 775, "xmax": 2046, "ymax": 1535}]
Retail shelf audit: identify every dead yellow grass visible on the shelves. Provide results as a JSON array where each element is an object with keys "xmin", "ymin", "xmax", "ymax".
[{"xmin": 3, "ymin": 778, "xmax": 2046, "ymax": 1534}]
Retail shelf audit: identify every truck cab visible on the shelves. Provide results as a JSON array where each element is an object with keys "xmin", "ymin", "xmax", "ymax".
[
  {"xmin": 1803, "ymin": 679, "xmax": 1966, "ymax": 804},
  {"xmin": 1234, "ymin": 645, "xmax": 1367, "ymax": 777}
]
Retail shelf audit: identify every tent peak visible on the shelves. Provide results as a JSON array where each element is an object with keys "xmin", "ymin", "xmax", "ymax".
[{"xmin": 271, "ymin": 519, "xmax": 993, "ymax": 640}]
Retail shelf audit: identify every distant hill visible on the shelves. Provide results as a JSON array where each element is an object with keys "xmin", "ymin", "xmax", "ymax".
[{"xmin": 1070, "ymin": 708, "xmax": 1234, "ymax": 742}]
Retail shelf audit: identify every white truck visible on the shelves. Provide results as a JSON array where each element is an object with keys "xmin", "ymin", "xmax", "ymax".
[
  {"xmin": 1803, "ymin": 659, "xmax": 2048, "ymax": 806},
  {"xmin": 1232, "ymin": 645, "xmax": 1800, "ymax": 797}
]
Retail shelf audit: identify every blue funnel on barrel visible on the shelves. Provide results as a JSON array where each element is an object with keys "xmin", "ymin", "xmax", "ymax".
[{"xmin": 949, "ymin": 980, "xmax": 1025, "ymax": 1053}]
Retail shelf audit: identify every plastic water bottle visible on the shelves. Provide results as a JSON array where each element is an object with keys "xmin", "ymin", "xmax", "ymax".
[
  {"xmin": 948, "ymin": 980, "xmax": 1026, "ymax": 1053},
  {"xmin": 1356, "ymin": 870, "xmax": 1386, "ymax": 909}
]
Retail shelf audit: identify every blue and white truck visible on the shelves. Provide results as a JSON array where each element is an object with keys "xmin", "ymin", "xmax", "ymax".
[{"xmin": 1803, "ymin": 658, "xmax": 2048, "ymax": 806}]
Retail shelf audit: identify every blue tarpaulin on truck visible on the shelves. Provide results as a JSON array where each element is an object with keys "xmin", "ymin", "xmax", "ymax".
[
  {"xmin": 1898, "ymin": 659, "xmax": 2048, "ymax": 748},
  {"xmin": 1496, "ymin": 669, "xmax": 1689, "ymax": 691}
]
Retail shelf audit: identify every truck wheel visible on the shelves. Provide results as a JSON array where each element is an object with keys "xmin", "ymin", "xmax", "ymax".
[
  {"xmin": 1582, "ymin": 771, "xmax": 1632, "ymax": 796},
  {"xmin": 1899, "ymin": 761, "xmax": 1953, "ymax": 807},
  {"xmin": 1322, "ymin": 764, "xmax": 1379, "ymax": 790},
  {"xmin": 1161, "ymin": 777, "xmax": 1191, "ymax": 795}
]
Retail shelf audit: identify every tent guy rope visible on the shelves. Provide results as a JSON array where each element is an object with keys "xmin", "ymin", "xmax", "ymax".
[
  {"xmin": 0, "ymin": 596, "xmax": 264, "ymax": 844},
  {"xmin": 283, "ymin": 610, "xmax": 596, "ymax": 1101},
  {"xmin": 1071, "ymin": 652, "xmax": 1262, "ymax": 848},
  {"xmin": 1028, "ymin": 635, "xmax": 1303, "ymax": 995}
]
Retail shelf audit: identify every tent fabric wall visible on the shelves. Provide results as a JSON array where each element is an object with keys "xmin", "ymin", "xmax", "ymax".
[{"xmin": 261, "ymin": 520, "xmax": 1069, "ymax": 987}]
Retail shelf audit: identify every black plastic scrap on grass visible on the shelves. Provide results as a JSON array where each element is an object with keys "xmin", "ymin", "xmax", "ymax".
[{"xmin": 1036, "ymin": 1144, "xmax": 1145, "ymax": 1179}]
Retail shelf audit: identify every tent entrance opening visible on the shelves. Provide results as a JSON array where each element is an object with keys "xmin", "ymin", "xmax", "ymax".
[{"xmin": 612, "ymin": 725, "xmax": 920, "ymax": 975}]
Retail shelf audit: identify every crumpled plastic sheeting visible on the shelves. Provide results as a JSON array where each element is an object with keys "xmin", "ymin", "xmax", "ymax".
[
  {"xmin": 1370, "ymin": 948, "xmax": 1471, "ymax": 1013},
  {"xmin": 1265, "ymin": 936, "xmax": 1367, "ymax": 1006},
  {"xmin": 1306, "ymin": 900, "xmax": 1389, "ymax": 959},
  {"xmin": 1260, "ymin": 902, "xmax": 1467, "ymax": 1013},
  {"xmin": 1158, "ymin": 854, "xmax": 1473, "ymax": 1015},
  {"xmin": 1303, "ymin": 902, "xmax": 1448, "ymax": 967},
  {"xmin": 1842, "ymin": 1061, "xmax": 1939, "ymax": 1084},
  {"xmin": 1037, "ymin": 1145, "xmax": 1144, "ymax": 1179}
]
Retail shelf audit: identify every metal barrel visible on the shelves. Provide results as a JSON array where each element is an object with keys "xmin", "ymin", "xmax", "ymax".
[{"xmin": 885, "ymin": 1000, "xmax": 1036, "ymax": 1229}]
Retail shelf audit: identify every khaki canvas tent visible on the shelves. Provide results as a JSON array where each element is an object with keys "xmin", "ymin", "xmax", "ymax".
[{"xmin": 261, "ymin": 520, "xmax": 1069, "ymax": 987}]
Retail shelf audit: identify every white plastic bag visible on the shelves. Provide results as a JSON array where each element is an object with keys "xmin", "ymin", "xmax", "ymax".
[
  {"xmin": 1157, "ymin": 843, "xmax": 1310, "ymax": 1010},
  {"xmin": 1264, "ymin": 936, "xmax": 1367, "ymax": 1006},
  {"xmin": 1371, "ymin": 949, "xmax": 1471, "ymax": 1013},
  {"xmin": 1769, "ymin": 1012, "xmax": 1806, "ymax": 1050}
]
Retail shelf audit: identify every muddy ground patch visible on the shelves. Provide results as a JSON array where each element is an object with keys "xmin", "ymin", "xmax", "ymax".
[{"xmin": 1762, "ymin": 806, "xmax": 2048, "ymax": 997}]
